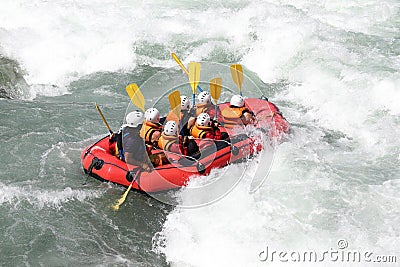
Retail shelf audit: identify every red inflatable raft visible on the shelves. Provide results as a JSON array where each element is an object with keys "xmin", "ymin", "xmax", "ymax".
[{"xmin": 81, "ymin": 97, "xmax": 289, "ymax": 193}]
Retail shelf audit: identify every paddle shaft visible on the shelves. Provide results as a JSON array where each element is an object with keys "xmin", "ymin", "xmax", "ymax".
[
  {"xmin": 127, "ymin": 169, "xmax": 141, "ymax": 189},
  {"xmin": 95, "ymin": 103, "xmax": 113, "ymax": 134},
  {"xmin": 171, "ymin": 53, "xmax": 203, "ymax": 92},
  {"xmin": 112, "ymin": 170, "xmax": 141, "ymax": 210},
  {"xmin": 189, "ymin": 62, "xmax": 201, "ymax": 107}
]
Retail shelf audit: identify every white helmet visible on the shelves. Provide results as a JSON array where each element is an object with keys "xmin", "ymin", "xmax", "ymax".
[
  {"xmin": 145, "ymin": 108, "xmax": 160, "ymax": 123},
  {"xmin": 180, "ymin": 95, "xmax": 190, "ymax": 111},
  {"xmin": 196, "ymin": 113, "xmax": 210, "ymax": 127},
  {"xmin": 230, "ymin": 94, "xmax": 245, "ymax": 107},
  {"xmin": 164, "ymin": 121, "xmax": 178, "ymax": 136},
  {"xmin": 198, "ymin": 91, "xmax": 211, "ymax": 104},
  {"xmin": 125, "ymin": 111, "xmax": 144, "ymax": 128}
]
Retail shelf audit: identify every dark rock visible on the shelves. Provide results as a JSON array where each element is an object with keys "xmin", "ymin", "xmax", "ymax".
[{"xmin": 0, "ymin": 56, "xmax": 29, "ymax": 99}]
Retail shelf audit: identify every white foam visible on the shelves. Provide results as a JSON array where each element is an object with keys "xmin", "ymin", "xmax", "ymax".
[
  {"xmin": 155, "ymin": 129, "xmax": 400, "ymax": 266},
  {"xmin": 0, "ymin": 0, "xmax": 139, "ymax": 92},
  {"xmin": 270, "ymin": 0, "xmax": 400, "ymax": 37},
  {"xmin": 154, "ymin": 164, "xmax": 270, "ymax": 267},
  {"xmin": 153, "ymin": 0, "xmax": 400, "ymax": 266},
  {"xmin": 2, "ymin": 1, "xmax": 399, "ymax": 265},
  {"xmin": 240, "ymin": 0, "xmax": 400, "ymax": 157},
  {"xmin": 0, "ymin": 182, "xmax": 103, "ymax": 209},
  {"xmin": 0, "ymin": 0, "xmax": 263, "ymax": 97}
]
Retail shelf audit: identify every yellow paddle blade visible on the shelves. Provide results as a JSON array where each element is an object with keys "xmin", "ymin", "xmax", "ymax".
[
  {"xmin": 112, "ymin": 183, "xmax": 133, "ymax": 211},
  {"xmin": 210, "ymin": 77, "xmax": 222, "ymax": 103},
  {"xmin": 126, "ymin": 83, "xmax": 145, "ymax": 112},
  {"xmin": 171, "ymin": 53, "xmax": 189, "ymax": 76},
  {"xmin": 189, "ymin": 62, "xmax": 201, "ymax": 95},
  {"xmin": 230, "ymin": 64, "xmax": 244, "ymax": 93},
  {"xmin": 168, "ymin": 90, "xmax": 181, "ymax": 121}
]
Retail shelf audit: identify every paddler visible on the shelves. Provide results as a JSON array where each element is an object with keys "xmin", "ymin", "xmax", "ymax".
[
  {"xmin": 140, "ymin": 107, "xmax": 162, "ymax": 147},
  {"xmin": 158, "ymin": 121, "xmax": 183, "ymax": 154},
  {"xmin": 109, "ymin": 111, "xmax": 152, "ymax": 172},
  {"xmin": 189, "ymin": 113, "xmax": 228, "ymax": 140},
  {"xmin": 194, "ymin": 91, "xmax": 222, "ymax": 120},
  {"xmin": 221, "ymin": 94, "xmax": 256, "ymax": 128},
  {"xmin": 166, "ymin": 95, "xmax": 195, "ymax": 136},
  {"xmin": 158, "ymin": 120, "xmax": 199, "ymax": 156}
]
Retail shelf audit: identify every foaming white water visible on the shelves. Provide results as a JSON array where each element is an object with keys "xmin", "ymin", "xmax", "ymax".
[
  {"xmin": 272, "ymin": 0, "xmax": 400, "ymax": 38},
  {"xmin": 154, "ymin": 0, "xmax": 400, "ymax": 266},
  {"xmin": 0, "ymin": 0, "xmax": 255, "ymax": 98},
  {"xmin": 153, "ymin": 162, "xmax": 268, "ymax": 267},
  {"xmin": 0, "ymin": 0, "xmax": 137, "ymax": 88},
  {"xmin": 240, "ymin": 0, "xmax": 400, "ymax": 156},
  {"xmin": 3, "ymin": 0, "xmax": 399, "ymax": 265},
  {"xmin": 155, "ymin": 129, "xmax": 400, "ymax": 266},
  {"xmin": 0, "ymin": 182, "xmax": 103, "ymax": 209}
]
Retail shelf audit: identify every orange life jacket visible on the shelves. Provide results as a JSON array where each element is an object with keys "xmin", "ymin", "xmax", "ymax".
[
  {"xmin": 221, "ymin": 107, "xmax": 249, "ymax": 128},
  {"xmin": 190, "ymin": 123, "xmax": 214, "ymax": 139},
  {"xmin": 158, "ymin": 133, "xmax": 179, "ymax": 151},
  {"xmin": 140, "ymin": 121, "xmax": 162, "ymax": 144},
  {"xmin": 195, "ymin": 103, "xmax": 212, "ymax": 117},
  {"xmin": 166, "ymin": 110, "xmax": 183, "ymax": 123}
]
